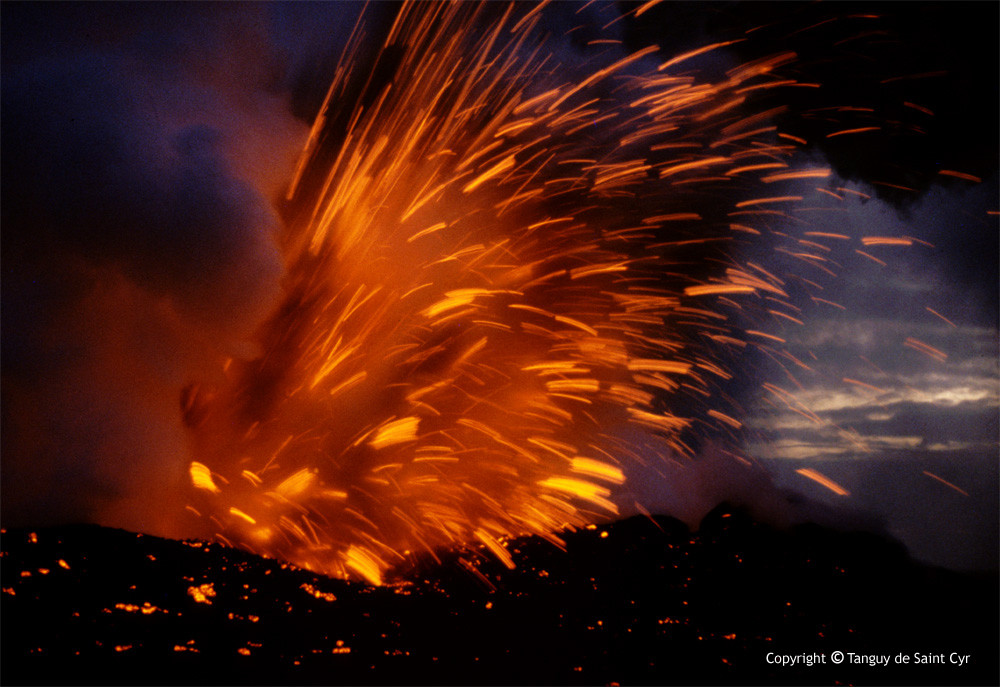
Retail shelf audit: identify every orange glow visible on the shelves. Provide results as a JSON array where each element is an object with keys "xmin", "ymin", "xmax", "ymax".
[{"xmin": 177, "ymin": 2, "xmax": 906, "ymax": 584}]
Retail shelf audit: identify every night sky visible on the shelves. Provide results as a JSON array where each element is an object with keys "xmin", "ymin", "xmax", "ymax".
[{"xmin": 2, "ymin": 1, "xmax": 997, "ymax": 573}]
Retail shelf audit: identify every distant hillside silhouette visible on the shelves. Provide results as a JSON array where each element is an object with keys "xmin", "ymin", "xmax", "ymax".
[{"xmin": 2, "ymin": 505, "xmax": 996, "ymax": 686}]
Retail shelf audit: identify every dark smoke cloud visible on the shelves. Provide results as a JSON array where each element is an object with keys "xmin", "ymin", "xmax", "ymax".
[{"xmin": 0, "ymin": 2, "xmax": 324, "ymax": 533}]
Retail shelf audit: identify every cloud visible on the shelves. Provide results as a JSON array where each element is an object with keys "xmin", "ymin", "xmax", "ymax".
[
  {"xmin": 0, "ymin": 3, "xmax": 309, "ymax": 533},
  {"xmin": 763, "ymin": 449, "xmax": 998, "ymax": 571}
]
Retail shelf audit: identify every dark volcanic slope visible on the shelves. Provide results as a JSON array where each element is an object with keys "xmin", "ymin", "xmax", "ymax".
[{"xmin": 2, "ymin": 506, "xmax": 996, "ymax": 686}]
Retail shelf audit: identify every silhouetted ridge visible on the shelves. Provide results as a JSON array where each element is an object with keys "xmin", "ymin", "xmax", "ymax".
[{"xmin": 2, "ymin": 511, "xmax": 995, "ymax": 686}]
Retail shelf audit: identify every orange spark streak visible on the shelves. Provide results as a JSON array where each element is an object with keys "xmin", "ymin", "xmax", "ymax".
[
  {"xmin": 734, "ymin": 196, "xmax": 803, "ymax": 207},
  {"xmin": 872, "ymin": 180, "xmax": 914, "ymax": 193},
  {"xmin": 861, "ymin": 237, "xmax": 913, "ymax": 247},
  {"xmin": 825, "ymin": 126, "xmax": 880, "ymax": 138},
  {"xmin": 633, "ymin": 0, "xmax": 664, "ymax": 18},
  {"xmin": 726, "ymin": 162, "xmax": 787, "ymax": 176},
  {"xmin": 842, "ymin": 378, "xmax": 885, "ymax": 393},
  {"xmin": 344, "ymin": 547, "xmax": 384, "ymax": 586},
  {"xmin": 904, "ymin": 337, "xmax": 947, "ymax": 361},
  {"xmin": 922, "ymin": 471, "xmax": 969, "ymax": 497},
  {"xmin": 811, "ymin": 297, "xmax": 846, "ymax": 310},
  {"xmin": 768, "ymin": 310, "xmax": 805, "ymax": 326},
  {"xmin": 229, "ymin": 508, "xmax": 257, "ymax": 526},
  {"xmin": 937, "ymin": 169, "xmax": 981, "ymax": 183},
  {"xmin": 795, "ymin": 468, "xmax": 850, "ymax": 496},
  {"xmin": 658, "ymin": 40, "xmax": 744, "ymax": 71},
  {"xmin": 803, "ymin": 231, "xmax": 850, "ymax": 240},
  {"xmin": 659, "ymin": 156, "xmax": 730, "ymax": 178},
  {"xmin": 683, "ymin": 284, "xmax": 757, "ymax": 297},
  {"xmin": 761, "ymin": 168, "xmax": 831, "ymax": 183},
  {"xmin": 903, "ymin": 101, "xmax": 934, "ymax": 116},
  {"xmin": 925, "ymin": 307, "xmax": 957, "ymax": 328},
  {"xmin": 778, "ymin": 132, "xmax": 808, "ymax": 145},
  {"xmin": 189, "ymin": 462, "xmax": 221, "ymax": 494},
  {"xmin": 814, "ymin": 187, "xmax": 843, "ymax": 200},
  {"xmin": 746, "ymin": 330, "xmax": 786, "ymax": 344},
  {"xmin": 643, "ymin": 213, "xmax": 702, "ymax": 224},
  {"xmin": 707, "ymin": 409, "xmax": 742, "ymax": 429},
  {"xmin": 837, "ymin": 186, "xmax": 871, "ymax": 199},
  {"xmin": 474, "ymin": 529, "xmax": 516, "ymax": 569},
  {"xmin": 854, "ymin": 250, "xmax": 887, "ymax": 266}
]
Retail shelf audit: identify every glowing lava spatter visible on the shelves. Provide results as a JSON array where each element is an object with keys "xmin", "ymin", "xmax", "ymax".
[{"xmin": 181, "ymin": 1, "xmax": 886, "ymax": 583}]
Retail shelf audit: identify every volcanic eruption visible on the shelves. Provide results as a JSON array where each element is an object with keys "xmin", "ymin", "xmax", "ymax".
[
  {"xmin": 175, "ymin": 1, "xmax": 944, "ymax": 584},
  {"xmin": 3, "ymin": 3, "xmax": 998, "ymax": 685}
]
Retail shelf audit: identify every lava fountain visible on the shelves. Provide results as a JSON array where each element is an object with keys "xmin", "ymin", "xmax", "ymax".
[{"xmin": 182, "ymin": 1, "xmax": 892, "ymax": 584}]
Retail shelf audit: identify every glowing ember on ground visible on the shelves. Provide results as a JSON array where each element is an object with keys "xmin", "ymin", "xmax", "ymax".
[
  {"xmin": 300, "ymin": 583, "xmax": 336, "ymax": 602},
  {"xmin": 114, "ymin": 602, "xmax": 164, "ymax": 615},
  {"xmin": 1, "ymin": 516, "xmax": 996, "ymax": 685},
  {"xmin": 187, "ymin": 583, "xmax": 216, "ymax": 605}
]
